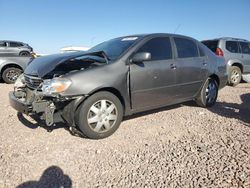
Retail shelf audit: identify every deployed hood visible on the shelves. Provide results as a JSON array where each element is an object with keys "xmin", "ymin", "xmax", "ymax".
[{"xmin": 24, "ymin": 51, "xmax": 108, "ymax": 78}]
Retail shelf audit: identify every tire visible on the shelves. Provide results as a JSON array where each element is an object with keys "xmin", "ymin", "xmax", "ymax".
[
  {"xmin": 2, "ymin": 67, "xmax": 22, "ymax": 84},
  {"xmin": 196, "ymin": 78, "xmax": 218, "ymax": 107},
  {"xmin": 76, "ymin": 91, "xmax": 124, "ymax": 139},
  {"xmin": 228, "ymin": 66, "xmax": 241, "ymax": 87},
  {"xmin": 19, "ymin": 51, "xmax": 30, "ymax": 56}
]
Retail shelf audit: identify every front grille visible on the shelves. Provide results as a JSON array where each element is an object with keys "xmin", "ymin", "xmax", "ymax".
[{"xmin": 24, "ymin": 75, "xmax": 43, "ymax": 90}]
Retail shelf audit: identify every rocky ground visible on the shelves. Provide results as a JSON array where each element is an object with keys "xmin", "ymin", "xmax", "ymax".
[{"xmin": 0, "ymin": 83, "xmax": 249, "ymax": 188}]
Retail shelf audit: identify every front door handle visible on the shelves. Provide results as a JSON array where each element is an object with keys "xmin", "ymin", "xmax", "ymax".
[{"xmin": 170, "ymin": 64, "xmax": 177, "ymax": 69}]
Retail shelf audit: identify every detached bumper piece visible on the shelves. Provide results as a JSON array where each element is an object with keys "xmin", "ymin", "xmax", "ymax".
[{"xmin": 9, "ymin": 92, "xmax": 32, "ymax": 114}]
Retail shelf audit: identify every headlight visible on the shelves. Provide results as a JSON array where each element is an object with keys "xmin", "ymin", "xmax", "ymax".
[
  {"xmin": 41, "ymin": 78, "xmax": 72, "ymax": 95},
  {"xmin": 14, "ymin": 74, "xmax": 25, "ymax": 88}
]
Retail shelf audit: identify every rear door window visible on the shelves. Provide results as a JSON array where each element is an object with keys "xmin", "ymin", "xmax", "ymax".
[
  {"xmin": 201, "ymin": 40, "xmax": 218, "ymax": 53},
  {"xmin": 137, "ymin": 37, "xmax": 172, "ymax": 60},
  {"xmin": 174, "ymin": 37, "xmax": 199, "ymax": 58},
  {"xmin": 9, "ymin": 42, "xmax": 23, "ymax": 47},
  {"xmin": 226, "ymin": 41, "xmax": 239, "ymax": 53},
  {"xmin": 239, "ymin": 42, "xmax": 250, "ymax": 54}
]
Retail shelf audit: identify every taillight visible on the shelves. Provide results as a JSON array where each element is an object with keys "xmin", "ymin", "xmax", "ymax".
[{"xmin": 215, "ymin": 48, "xmax": 224, "ymax": 56}]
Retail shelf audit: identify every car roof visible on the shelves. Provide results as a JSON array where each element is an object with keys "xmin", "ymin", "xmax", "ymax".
[
  {"xmin": 0, "ymin": 40, "xmax": 25, "ymax": 43},
  {"xmin": 202, "ymin": 37, "xmax": 249, "ymax": 42},
  {"xmin": 115, "ymin": 33, "xmax": 197, "ymax": 41}
]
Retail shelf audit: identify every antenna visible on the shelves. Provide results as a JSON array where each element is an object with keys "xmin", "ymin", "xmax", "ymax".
[{"xmin": 174, "ymin": 24, "xmax": 181, "ymax": 34}]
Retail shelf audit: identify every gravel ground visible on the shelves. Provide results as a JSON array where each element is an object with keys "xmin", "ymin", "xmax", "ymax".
[{"xmin": 0, "ymin": 82, "xmax": 249, "ymax": 188}]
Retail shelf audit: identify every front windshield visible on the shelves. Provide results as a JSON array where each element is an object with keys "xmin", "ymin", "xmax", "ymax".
[{"xmin": 88, "ymin": 36, "xmax": 142, "ymax": 60}]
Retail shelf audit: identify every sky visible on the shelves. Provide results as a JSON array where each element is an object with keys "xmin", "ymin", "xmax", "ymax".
[{"xmin": 0, "ymin": 0, "xmax": 250, "ymax": 54}]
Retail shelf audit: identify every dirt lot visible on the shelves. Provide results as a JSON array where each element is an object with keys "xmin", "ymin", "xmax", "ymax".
[{"xmin": 0, "ymin": 83, "xmax": 249, "ymax": 188}]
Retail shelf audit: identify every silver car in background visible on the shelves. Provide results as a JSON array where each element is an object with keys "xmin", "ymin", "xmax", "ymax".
[
  {"xmin": 0, "ymin": 57, "xmax": 32, "ymax": 83},
  {"xmin": 202, "ymin": 38, "xmax": 250, "ymax": 86},
  {"xmin": 0, "ymin": 40, "xmax": 33, "ymax": 57}
]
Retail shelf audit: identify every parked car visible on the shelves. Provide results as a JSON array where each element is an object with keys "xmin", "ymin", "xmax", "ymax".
[
  {"xmin": 9, "ymin": 33, "xmax": 227, "ymax": 139},
  {"xmin": 0, "ymin": 57, "xmax": 32, "ymax": 83},
  {"xmin": 0, "ymin": 40, "xmax": 33, "ymax": 57},
  {"xmin": 202, "ymin": 38, "xmax": 250, "ymax": 86}
]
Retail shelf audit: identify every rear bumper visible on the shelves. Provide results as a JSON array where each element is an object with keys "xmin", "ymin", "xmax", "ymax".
[{"xmin": 219, "ymin": 75, "xmax": 228, "ymax": 89}]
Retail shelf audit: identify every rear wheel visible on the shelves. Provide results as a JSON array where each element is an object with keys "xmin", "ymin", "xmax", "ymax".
[
  {"xmin": 19, "ymin": 51, "xmax": 30, "ymax": 56},
  {"xmin": 228, "ymin": 66, "xmax": 241, "ymax": 87},
  {"xmin": 196, "ymin": 78, "xmax": 218, "ymax": 107},
  {"xmin": 76, "ymin": 91, "xmax": 123, "ymax": 139},
  {"xmin": 2, "ymin": 67, "xmax": 22, "ymax": 84}
]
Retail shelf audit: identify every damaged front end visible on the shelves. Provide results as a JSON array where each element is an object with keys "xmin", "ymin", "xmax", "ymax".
[{"xmin": 9, "ymin": 73, "xmax": 85, "ymax": 127}]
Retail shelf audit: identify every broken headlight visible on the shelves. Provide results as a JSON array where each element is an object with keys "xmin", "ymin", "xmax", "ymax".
[{"xmin": 41, "ymin": 78, "xmax": 72, "ymax": 95}]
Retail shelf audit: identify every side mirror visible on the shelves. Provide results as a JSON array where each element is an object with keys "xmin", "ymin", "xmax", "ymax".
[{"xmin": 131, "ymin": 52, "xmax": 151, "ymax": 63}]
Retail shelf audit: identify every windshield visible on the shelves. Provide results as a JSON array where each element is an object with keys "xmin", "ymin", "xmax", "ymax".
[{"xmin": 88, "ymin": 36, "xmax": 142, "ymax": 60}]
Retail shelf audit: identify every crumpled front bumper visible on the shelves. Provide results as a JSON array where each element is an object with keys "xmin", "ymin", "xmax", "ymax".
[{"xmin": 9, "ymin": 89, "xmax": 85, "ymax": 127}]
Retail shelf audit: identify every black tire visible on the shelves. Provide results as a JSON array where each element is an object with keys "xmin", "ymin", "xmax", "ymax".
[
  {"xmin": 76, "ymin": 91, "xmax": 123, "ymax": 139},
  {"xmin": 196, "ymin": 78, "xmax": 218, "ymax": 108},
  {"xmin": 19, "ymin": 51, "xmax": 30, "ymax": 56},
  {"xmin": 2, "ymin": 67, "xmax": 22, "ymax": 84},
  {"xmin": 228, "ymin": 66, "xmax": 241, "ymax": 87}
]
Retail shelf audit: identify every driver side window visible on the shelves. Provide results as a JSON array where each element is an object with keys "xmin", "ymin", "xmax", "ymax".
[{"xmin": 137, "ymin": 37, "xmax": 172, "ymax": 61}]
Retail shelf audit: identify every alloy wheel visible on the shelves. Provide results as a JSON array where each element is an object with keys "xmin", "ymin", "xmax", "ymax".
[
  {"xmin": 231, "ymin": 69, "xmax": 240, "ymax": 84},
  {"xmin": 205, "ymin": 80, "xmax": 217, "ymax": 104},
  {"xmin": 6, "ymin": 70, "xmax": 20, "ymax": 82}
]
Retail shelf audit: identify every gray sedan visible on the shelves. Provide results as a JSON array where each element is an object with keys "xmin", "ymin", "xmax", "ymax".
[{"xmin": 9, "ymin": 33, "xmax": 228, "ymax": 139}]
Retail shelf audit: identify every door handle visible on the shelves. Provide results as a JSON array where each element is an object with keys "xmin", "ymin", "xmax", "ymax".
[
  {"xmin": 170, "ymin": 64, "xmax": 177, "ymax": 69},
  {"xmin": 202, "ymin": 62, "xmax": 207, "ymax": 66}
]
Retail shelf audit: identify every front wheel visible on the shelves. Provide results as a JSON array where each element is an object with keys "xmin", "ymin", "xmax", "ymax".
[
  {"xmin": 196, "ymin": 78, "xmax": 218, "ymax": 107},
  {"xmin": 2, "ymin": 67, "xmax": 22, "ymax": 84},
  {"xmin": 76, "ymin": 91, "xmax": 123, "ymax": 139}
]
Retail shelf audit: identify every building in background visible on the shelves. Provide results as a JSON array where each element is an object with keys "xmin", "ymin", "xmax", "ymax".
[{"xmin": 60, "ymin": 46, "xmax": 90, "ymax": 53}]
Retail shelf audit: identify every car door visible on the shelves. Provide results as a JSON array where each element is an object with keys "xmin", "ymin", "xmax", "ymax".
[
  {"xmin": 129, "ymin": 37, "xmax": 177, "ymax": 111},
  {"xmin": 173, "ymin": 37, "xmax": 206, "ymax": 100},
  {"xmin": 0, "ymin": 41, "xmax": 7, "ymax": 55},
  {"xmin": 239, "ymin": 42, "xmax": 250, "ymax": 73},
  {"xmin": 8, "ymin": 42, "xmax": 20, "ymax": 56}
]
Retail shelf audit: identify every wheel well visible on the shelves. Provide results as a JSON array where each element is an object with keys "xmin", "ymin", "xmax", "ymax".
[
  {"xmin": 91, "ymin": 87, "xmax": 125, "ymax": 110},
  {"xmin": 232, "ymin": 63, "xmax": 243, "ymax": 72},
  {"xmin": 209, "ymin": 74, "xmax": 220, "ymax": 86},
  {"xmin": 1, "ymin": 64, "xmax": 23, "ymax": 76}
]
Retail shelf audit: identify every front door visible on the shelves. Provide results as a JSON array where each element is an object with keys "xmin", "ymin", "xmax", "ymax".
[{"xmin": 129, "ymin": 37, "xmax": 177, "ymax": 111}]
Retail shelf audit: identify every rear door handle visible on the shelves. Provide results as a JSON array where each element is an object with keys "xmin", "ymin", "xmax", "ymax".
[
  {"xmin": 203, "ymin": 62, "xmax": 207, "ymax": 66},
  {"xmin": 170, "ymin": 64, "xmax": 177, "ymax": 69}
]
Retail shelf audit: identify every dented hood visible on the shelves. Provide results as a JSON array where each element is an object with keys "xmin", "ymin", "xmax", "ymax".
[{"xmin": 24, "ymin": 51, "xmax": 86, "ymax": 77}]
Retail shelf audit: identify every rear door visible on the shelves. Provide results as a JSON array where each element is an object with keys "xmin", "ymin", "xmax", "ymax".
[
  {"xmin": 130, "ymin": 37, "xmax": 177, "ymax": 110},
  {"xmin": 173, "ymin": 37, "xmax": 207, "ymax": 100},
  {"xmin": 239, "ymin": 42, "xmax": 250, "ymax": 73},
  {"xmin": 8, "ymin": 42, "xmax": 22, "ymax": 56}
]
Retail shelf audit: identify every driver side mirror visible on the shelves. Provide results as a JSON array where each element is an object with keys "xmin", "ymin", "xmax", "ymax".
[{"xmin": 131, "ymin": 52, "xmax": 151, "ymax": 63}]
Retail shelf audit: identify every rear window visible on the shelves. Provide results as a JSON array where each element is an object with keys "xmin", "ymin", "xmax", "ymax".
[
  {"xmin": 201, "ymin": 40, "xmax": 218, "ymax": 53},
  {"xmin": 174, "ymin": 37, "xmax": 198, "ymax": 58},
  {"xmin": 226, "ymin": 41, "xmax": 239, "ymax": 53},
  {"xmin": 239, "ymin": 42, "xmax": 250, "ymax": 54}
]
